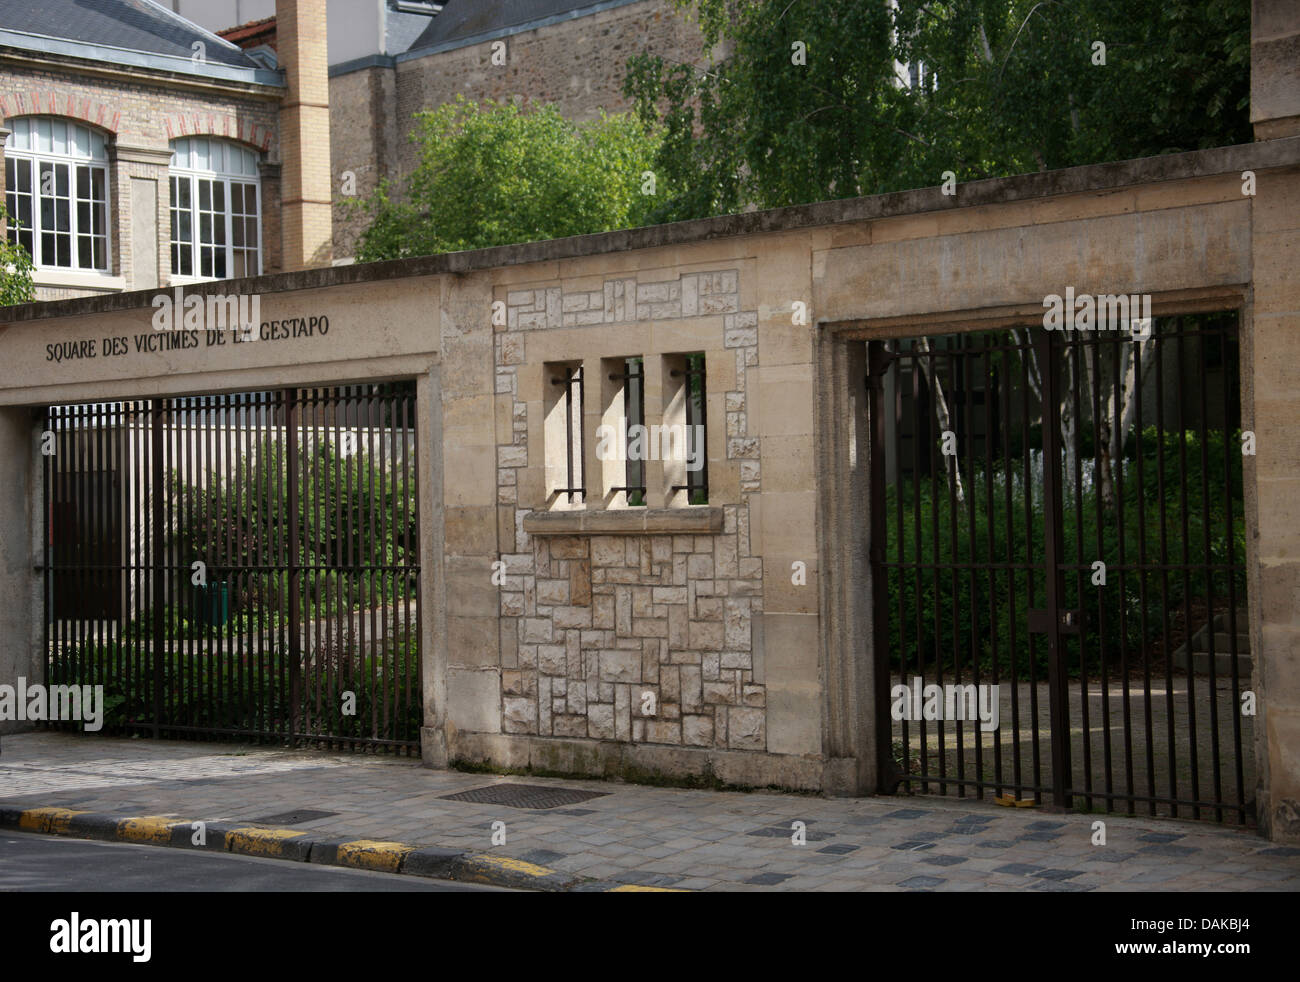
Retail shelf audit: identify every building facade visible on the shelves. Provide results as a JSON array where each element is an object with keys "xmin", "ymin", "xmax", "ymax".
[
  {"xmin": 0, "ymin": 0, "xmax": 332, "ymax": 300},
  {"xmin": 188, "ymin": 1, "xmax": 706, "ymax": 261}
]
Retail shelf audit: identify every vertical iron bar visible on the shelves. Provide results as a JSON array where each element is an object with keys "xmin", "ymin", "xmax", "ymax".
[
  {"xmin": 985, "ymin": 340, "xmax": 1003, "ymax": 794},
  {"xmin": 891, "ymin": 344, "xmax": 910, "ymax": 786},
  {"xmin": 965, "ymin": 335, "xmax": 983, "ymax": 796},
  {"xmin": 1035, "ymin": 329, "xmax": 1071, "ymax": 809},
  {"xmin": 74, "ymin": 402, "xmax": 86, "ymax": 734},
  {"xmin": 1154, "ymin": 324, "xmax": 1176, "ymax": 815},
  {"xmin": 1134, "ymin": 326, "xmax": 1156, "ymax": 813},
  {"xmin": 1004, "ymin": 342, "xmax": 1022, "ymax": 797},
  {"xmin": 868, "ymin": 342, "xmax": 895, "ymax": 790},
  {"xmin": 368, "ymin": 390, "xmax": 379, "ymax": 743},
  {"xmin": 946, "ymin": 338, "xmax": 963, "ymax": 793},
  {"xmin": 912, "ymin": 350, "xmax": 926, "ymax": 792},
  {"xmin": 1198, "ymin": 325, "xmax": 1222, "ymax": 819},
  {"xmin": 151, "ymin": 399, "xmax": 164, "ymax": 739},
  {"xmin": 41, "ymin": 406, "xmax": 51, "ymax": 733},
  {"xmin": 1222, "ymin": 321, "xmax": 1245, "ymax": 821},
  {"xmin": 287, "ymin": 389, "xmax": 301, "ymax": 744},
  {"xmin": 1070, "ymin": 334, "xmax": 1093, "ymax": 811},
  {"xmin": 1176, "ymin": 322, "xmax": 1200, "ymax": 818},
  {"xmin": 928, "ymin": 342, "xmax": 946, "ymax": 790},
  {"xmin": 1021, "ymin": 335, "xmax": 1039, "ymax": 800},
  {"xmin": 1112, "ymin": 333, "xmax": 1135, "ymax": 812},
  {"xmin": 411, "ymin": 384, "xmax": 423, "ymax": 755}
]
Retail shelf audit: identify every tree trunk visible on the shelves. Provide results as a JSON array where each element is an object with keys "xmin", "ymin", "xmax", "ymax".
[
  {"xmin": 916, "ymin": 338, "xmax": 964, "ymax": 504},
  {"xmin": 1088, "ymin": 341, "xmax": 1116, "ymax": 510},
  {"xmin": 1088, "ymin": 322, "xmax": 1160, "ymax": 510},
  {"xmin": 1061, "ymin": 341, "xmax": 1078, "ymax": 482}
]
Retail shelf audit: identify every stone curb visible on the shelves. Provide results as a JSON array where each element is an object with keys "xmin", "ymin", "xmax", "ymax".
[{"xmin": 0, "ymin": 804, "xmax": 689, "ymax": 891}]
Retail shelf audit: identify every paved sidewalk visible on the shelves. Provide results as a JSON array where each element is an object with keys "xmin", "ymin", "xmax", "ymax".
[{"xmin": 2, "ymin": 732, "xmax": 1297, "ymax": 891}]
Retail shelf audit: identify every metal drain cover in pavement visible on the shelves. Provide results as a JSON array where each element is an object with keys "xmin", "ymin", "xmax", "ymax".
[
  {"xmin": 439, "ymin": 783, "xmax": 609, "ymax": 810},
  {"xmin": 252, "ymin": 809, "xmax": 340, "ymax": 826}
]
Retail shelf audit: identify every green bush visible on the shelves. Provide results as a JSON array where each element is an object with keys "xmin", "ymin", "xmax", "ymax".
[
  {"xmin": 885, "ymin": 428, "xmax": 1246, "ymax": 680},
  {"xmin": 169, "ymin": 437, "xmax": 417, "ymax": 626},
  {"xmin": 49, "ymin": 633, "xmax": 421, "ymax": 744}
]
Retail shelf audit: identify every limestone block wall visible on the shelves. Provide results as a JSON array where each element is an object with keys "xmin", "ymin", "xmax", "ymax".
[
  {"xmin": 492, "ymin": 270, "xmax": 768, "ymax": 752},
  {"xmin": 1250, "ymin": 160, "xmax": 1300, "ymax": 839}
]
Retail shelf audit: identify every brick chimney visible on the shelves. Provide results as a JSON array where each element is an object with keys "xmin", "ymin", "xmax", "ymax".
[
  {"xmin": 276, "ymin": 0, "xmax": 332, "ymax": 269},
  {"xmin": 1252, "ymin": 0, "xmax": 1300, "ymax": 139}
]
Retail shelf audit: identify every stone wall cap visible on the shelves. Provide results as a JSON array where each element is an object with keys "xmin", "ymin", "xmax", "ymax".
[{"xmin": 3, "ymin": 137, "xmax": 1298, "ymax": 325}]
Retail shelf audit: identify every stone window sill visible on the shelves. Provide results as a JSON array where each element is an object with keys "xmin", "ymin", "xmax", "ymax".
[{"xmin": 522, "ymin": 507, "xmax": 724, "ymax": 536}]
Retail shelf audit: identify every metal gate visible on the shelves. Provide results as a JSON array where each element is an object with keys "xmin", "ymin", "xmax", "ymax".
[
  {"xmin": 41, "ymin": 383, "xmax": 422, "ymax": 753},
  {"xmin": 870, "ymin": 314, "xmax": 1251, "ymax": 822}
]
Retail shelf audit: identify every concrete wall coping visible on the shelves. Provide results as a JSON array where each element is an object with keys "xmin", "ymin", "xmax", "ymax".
[{"xmin": 3, "ymin": 136, "xmax": 1298, "ymax": 327}]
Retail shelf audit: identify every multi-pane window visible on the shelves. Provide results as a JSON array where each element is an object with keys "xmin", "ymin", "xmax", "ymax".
[
  {"xmin": 4, "ymin": 117, "xmax": 109, "ymax": 272},
  {"xmin": 169, "ymin": 137, "xmax": 261, "ymax": 279}
]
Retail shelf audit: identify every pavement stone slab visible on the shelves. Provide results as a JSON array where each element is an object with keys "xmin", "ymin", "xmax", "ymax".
[{"xmin": 2, "ymin": 732, "xmax": 1297, "ymax": 892}]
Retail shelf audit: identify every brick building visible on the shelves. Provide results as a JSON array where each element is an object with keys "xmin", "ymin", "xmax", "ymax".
[
  {"xmin": 0, "ymin": 0, "xmax": 332, "ymax": 300},
  {"xmin": 192, "ymin": 0, "xmax": 706, "ymax": 260}
]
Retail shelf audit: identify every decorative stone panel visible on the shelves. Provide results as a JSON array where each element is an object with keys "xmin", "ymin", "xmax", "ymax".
[{"xmin": 492, "ymin": 268, "xmax": 766, "ymax": 751}]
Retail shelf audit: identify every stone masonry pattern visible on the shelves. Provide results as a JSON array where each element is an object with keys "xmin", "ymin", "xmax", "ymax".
[{"xmin": 493, "ymin": 269, "xmax": 766, "ymax": 751}]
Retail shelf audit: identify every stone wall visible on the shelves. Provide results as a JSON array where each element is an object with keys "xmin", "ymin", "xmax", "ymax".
[
  {"xmin": 492, "ymin": 269, "xmax": 768, "ymax": 751},
  {"xmin": 328, "ymin": 65, "xmax": 396, "ymax": 259},
  {"xmin": 3, "ymin": 125, "xmax": 1299, "ymax": 834}
]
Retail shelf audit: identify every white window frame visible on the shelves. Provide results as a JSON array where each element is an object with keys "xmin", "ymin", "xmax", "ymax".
[
  {"xmin": 4, "ymin": 116, "xmax": 112, "ymax": 275},
  {"xmin": 169, "ymin": 137, "xmax": 263, "ymax": 283}
]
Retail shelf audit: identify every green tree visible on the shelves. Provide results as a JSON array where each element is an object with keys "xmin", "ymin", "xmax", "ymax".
[
  {"xmin": 624, "ymin": 0, "xmax": 1251, "ymax": 220},
  {"xmin": 353, "ymin": 96, "xmax": 668, "ymax": 261},
  {"xmin": 0, "ymin": 205, "xmax": 36, "ymax": 305}
]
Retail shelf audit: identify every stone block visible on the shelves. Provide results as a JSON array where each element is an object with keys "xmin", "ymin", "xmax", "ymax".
[
  {"xmin": 502, "ymin": 696, "xmax": 537, "ymax": 734},
  {"xmin": 600, "ymin": 648, "xmax": 641, "ymax": 682},
  {"xmin": 683, "ymin": 714, "xmax": 713, "ymax": 746},
  {"xmin": 727, "ymin": 707, "xmax": 765, "ymax": 750}
]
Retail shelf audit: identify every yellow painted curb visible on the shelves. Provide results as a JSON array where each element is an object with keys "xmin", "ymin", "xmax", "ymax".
[
  {"xmin": 227, "ymin": 827, "xmax": 308, "ymax": 858},
  {"xmin": 472, "ymin": 855, "xmax": 557, "ymax": 879},
  {"xmin": 117, "ymin": 816, "xmax": 182, "ymax": 843},
  {"xmin": 607, "ymin": 885, "xmax": 690, "ymax": 893},
  {"xmin": 19, "ymin": 807, "xmax": 88, "ymax": 834},
  {"xmin": 336, "ymin": 840, "xmax": 412, "ymax": 873}
]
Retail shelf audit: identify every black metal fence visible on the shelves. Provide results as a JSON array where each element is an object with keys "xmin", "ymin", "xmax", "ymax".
[
  {"xmin": 42, "ymin": 383, "xmax": 422, "ymax": 753},
  {"xmin": 870, "ymin": 314, "xmax": 1251, "ymax": 822}
]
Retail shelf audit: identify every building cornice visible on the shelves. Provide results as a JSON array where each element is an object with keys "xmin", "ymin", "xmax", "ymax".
[{"xmin": 0, "ymin": 44, "xmax": 284, "ymax": 101}]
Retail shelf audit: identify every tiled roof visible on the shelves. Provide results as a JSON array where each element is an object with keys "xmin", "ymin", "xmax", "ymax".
[
  {"xmin": 409, "ymin": 0, "xmax": 624, "ymax": 52},
  {"xmin": 0, "ymin": 0, "xmax": 263, "ymax": 68}
]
